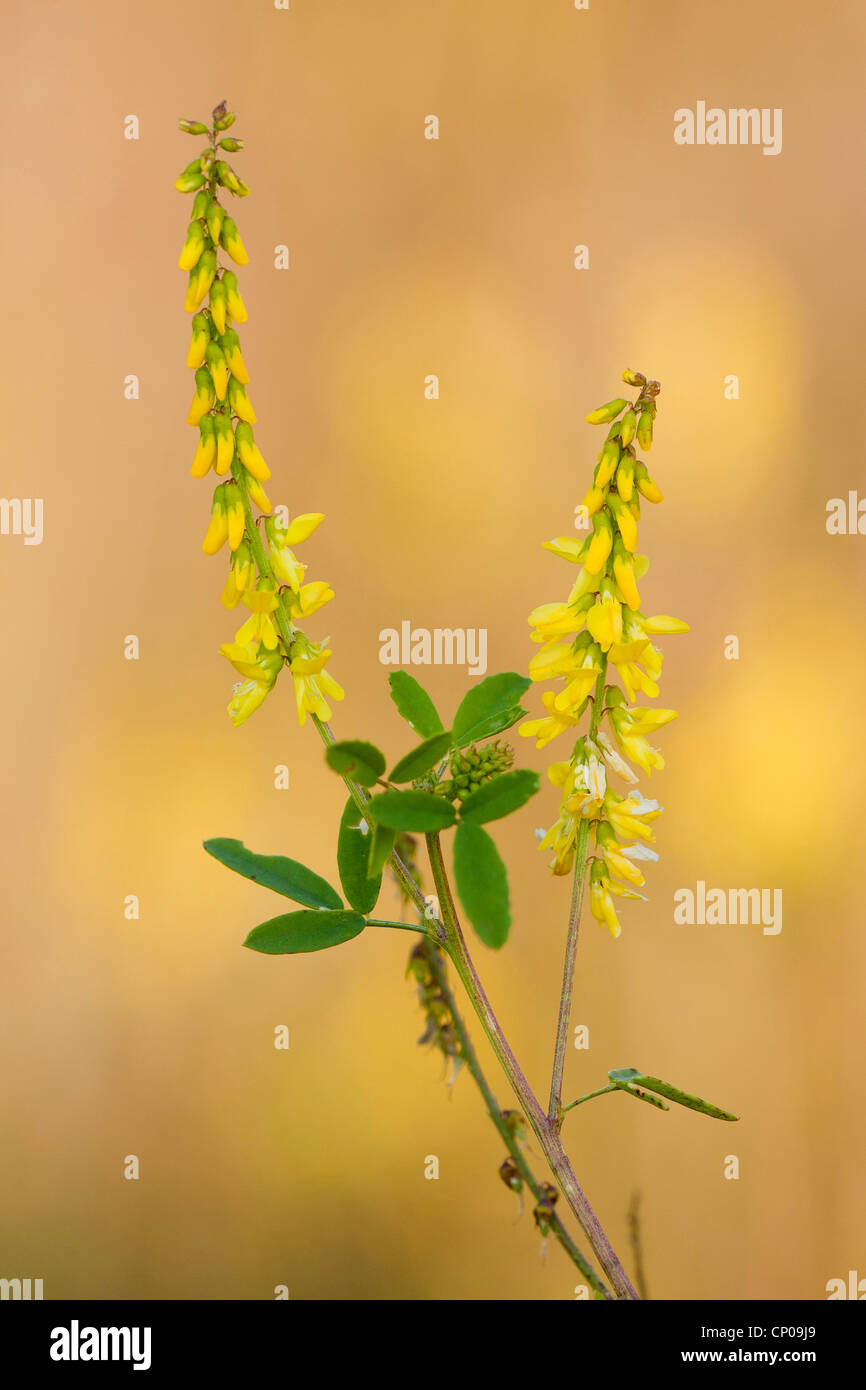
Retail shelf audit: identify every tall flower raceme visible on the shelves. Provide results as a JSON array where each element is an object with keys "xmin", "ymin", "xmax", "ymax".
[
  {"xmin": 182, "ymin": 118, "xmax": 740, "ymax": 1304},
  {"xmin": 175, "ymin": 103, "xmax": 343, "ymax": 730},
  {"xmin": 520, "ymin": 371, "xmax": 689, "ymax": 938}
]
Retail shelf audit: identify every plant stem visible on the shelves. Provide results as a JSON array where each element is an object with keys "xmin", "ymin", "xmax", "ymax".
[
  {"xmin": 425, "ymin": 831, "xmax": 638, "ymax": 1300},
  {"xmin": 547, "ymin": 659, "xmax": 608, "ymax": 1129},
  {"xmin": 420, "ymin": 937, "xmax": 610, "ymax": 1298}
]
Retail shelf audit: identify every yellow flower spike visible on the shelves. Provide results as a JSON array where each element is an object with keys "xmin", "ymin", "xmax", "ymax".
[
  {"xmin": 206, "ymin": 199, "xmax": 225, "ymax": 245},
  {"xmin": 608, "ymin": 494, "xmax": 638, "ymax": 552},
  {"xmin": 585, "ymin": 397, "xmax": 629, "ymax": 426},
  {"xmin": 594, "ymin": 440, "xmax": 621, "ymax": 488},
  {"xmin": 234, "ymin": 422, "xmax": 270, "ymax": 481},
  {"xmin": 213, "ymin": 414, "xmax": 235, "ymax": 474},
  {"xmin": 191, "ymin": 415, "xmax": 217, "ymax": 477},
  {"xmin": 246, "ymin": 475, "xmax": 272, "ymax": 514},
  {"xmin": 205, "ymin": 342, "xmax": 229, "ymax": 400},
  {"xmin": 635, "ymin": 460, "xmax": 663, "ymax": 503},
  {"xmin": 220, "ymin": 216, "xmax": 249, "ymax": 265},
  {"xmin": 228, "ymin": 376, "xmax": 256, "ymax": 423},
  {"xmin": 584, "ymin": 511, "xmax": 614, "ymax": 574},
  {"xmin": 219, "ymin": 329, "xmax": 250, "ymax": 384},
  {"xmin": 209, "ymin": 279, "xmax": 228, "ymax": 335},
  {"xmin": 178, "ymin": 219, "xmax": 207, "ymax": 271},
  {"xmin": 221, "ymin": 270, "xmax": 247, "ymax": 322},
  {"xmin": 187, "ymin": 367, "xmax": 215, "ymax": 425},
  {"xmin": 616, "ymin": 451, "xmax": 635, "ymax": 502},
  {"xmin": 186, "ymin": 312, "xmax": 209, "ymax": 369},
  {"xmin": 586, "ymin": 580, "xmax": 623, "ymax": 653},
  {"xmin": 225, "ymin": 486, "xmax": 246, "ymax": 551},
  {"xmin": 201, "ymin": 485, "xmax": 229, "ymax": 554},
  {"xmin": 612, "ymin": 540, "xmax": 641, "ymax": 610}
]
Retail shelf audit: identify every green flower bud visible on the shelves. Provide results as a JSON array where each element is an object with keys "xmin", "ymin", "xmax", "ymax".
[
  {"xmin": 620, "ymin": 408, "xmax": 637, "ymax": 448},
  {"xmin": 206, "ymin": 199, "xmax": 225, "ymax": 245},
  {"xmin": 219, "ymin": 137, "xmax": 245, "ymax": 152},
  {"xmin": 585, "ymin": 397, "xmax": 628, "ymax": 425},
  {"xmin": 179, "ymin": 119, "xmax": 209, "ymax": 136},
  {"xmin": 637, "ymin": 404, "xmax": 654, "ymax": 451}
]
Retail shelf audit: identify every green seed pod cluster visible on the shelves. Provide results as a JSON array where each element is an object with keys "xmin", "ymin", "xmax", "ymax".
[
  {"xmin": 434, "ymin": 740, "xmax": 515, "ymax": 801},
  {"xmin": 407, "ymin": 944, "xmax": 462, "ymax": 1071}
]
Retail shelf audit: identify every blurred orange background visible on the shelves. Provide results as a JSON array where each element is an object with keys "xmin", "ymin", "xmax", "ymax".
[{"xmin": 1, "ymin": 0, "xmax": 863, "ymax": 1300}]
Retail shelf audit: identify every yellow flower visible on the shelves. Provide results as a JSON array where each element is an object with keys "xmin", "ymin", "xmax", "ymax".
[
  {"xmin": 235, "ymin": 422, "xmax": 270, "ymax": 481},
  {"xmin": 288, "ymin": 581, "xmax": 334, "ymax": 619},
  {"xmin": 519, "ymin": 689, "xmax": 582, "ymax": 748},
  {"xmin": 585, "ymin": 579, "xmax": 623, "ymax": 653},
  {"xmin": 187, "ymin": 367, "xmax": 215, "ymax": 426},
  {"xmin": 221, "ymin": 642, "xmax": 282, "ymax": 727},
  {"xmin": 219, "ymin": 329, "xmax": 249, "ymax": 384},
  {"xmin": 234, "ymin": 581, "xmax": 281, "ymax": 650},
  {"xmin": 191, "ymin": 416, "xmax": 216, "ymax": 477},
  {"xmin": 202, "ymin": 485, "xmax": 229, "ymax": 554},
  {"xmin": 290, "ymin": 647, "xmax": 345, "ymax": 726},
  {"xmin": 220, "ymin": 542, "xmax": 252, "ymax": 609},
  {"xmin": 608, "ymin": 708, "xmax": 665, "ymax": 774},
  {"xmin": 604, "ymin": 790, "xmax": 661, "ymax": 842}
]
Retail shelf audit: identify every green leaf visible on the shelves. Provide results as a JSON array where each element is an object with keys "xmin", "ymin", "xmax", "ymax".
[
  {"xmin": 337, "ymin": 798, "xmax": 381, "ymax": 913},
  {"xmin": 203, "ymin": 838, "xmax": 342, "ymax": 910},
  {"xmin": 367, "ymin": 821, "xmax": 395, "ymax": 879},
  {"xmin": 325, "ymin": 740, "xmax": 386, "ymax": 787},
  {"xmin": 451, "ymin": 672, "xmax": 531, "ymax": 748},
  {"xmin": 452, "ymin": 822, "xmax": 511, "ymax": 949},
  {"xmin": 388, "ymin": 731, "xmax": 453, "ymax": 783},
  {"xmin": 388, "ymin": 671, "xmax": 444, "ymax": 739},
  {"xmin": 608, "ymin": 1068, "xmax": 739, "ymax": 1121},
  {"xmin": 458, "ymin": 769, "xmax": 539, "ymax": 825},
  {"xmin": 244, "ymin": 908, "xmax": 366, "ymax": 954},
  {"xmin": 367, "ymin": 788, "xmax": 457, "ymax": 832}
]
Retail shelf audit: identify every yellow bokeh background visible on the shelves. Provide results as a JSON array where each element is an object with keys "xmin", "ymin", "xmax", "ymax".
[{"xmin": 1, "ymin": 0, "xmax": 863, "ymax": 1299}]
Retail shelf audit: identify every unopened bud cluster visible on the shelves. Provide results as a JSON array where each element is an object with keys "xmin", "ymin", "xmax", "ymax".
[
  {"xmin": 434, "ymin": 741, "xmax": 514, "ymax": 801},
  {"xmin": 521, "ymin": 370, "xmax": 689, "ymax": 937},
  {"xmin": 176, "ymin": 102, "xmax": 343, "ymax": 728}
]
